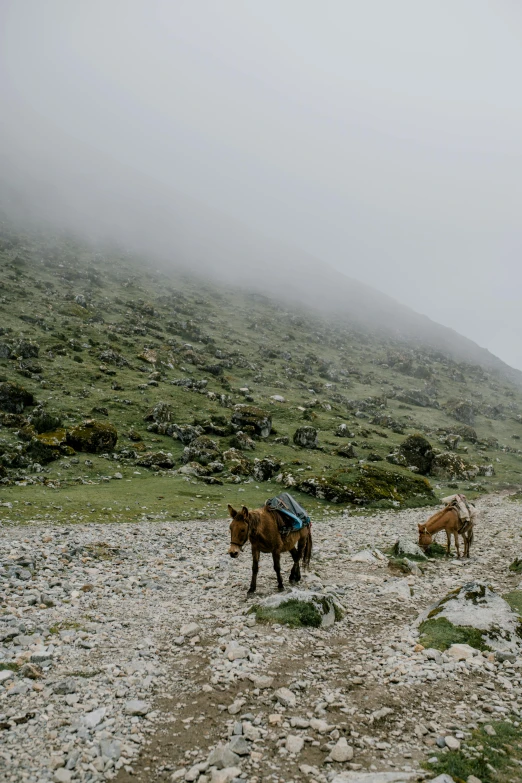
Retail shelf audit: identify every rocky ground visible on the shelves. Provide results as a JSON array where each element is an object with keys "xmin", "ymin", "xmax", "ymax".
[{"xmin": 2, "ymin": 494, "xmax": 522, "ymax": 783}]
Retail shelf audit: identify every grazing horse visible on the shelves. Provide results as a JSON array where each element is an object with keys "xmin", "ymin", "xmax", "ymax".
[
  {"xmin": 418, "ymin": 505, "xmax": 474, "ymax": 558},
  {"xmin": 228, "ymin": 504, "xmax": 312, "ymax": 594}
]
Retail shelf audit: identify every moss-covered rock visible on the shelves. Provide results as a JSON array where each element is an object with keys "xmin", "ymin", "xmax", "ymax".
[
  {"xmin": 136, "ymin": 451, "xmax": 175, "ymax": 469},
  {"xmin": 396, "ymin": 390, "xmax": 433, "ymax": 407},
  {"xmin": 431, "ymin": 451, "xmax": 478, "ymax": 480},
  {"xmin": 252, "ymin": 457, "xmax": 281, "ymax": 481},
  {"xmin": 25, "ymin": 429, "xmax": 69, "ymax": 463},
  {"xmin": 0, "ymin": 381, "xmax": 35, "ymax": 414},
  {"xmin": 416, "ymin": 581, "xmax": 522, "ymax": 653},
  {"xmin": 251, "ymin": 590, "xmax": 343, "ymax": 628},
  {"xmin": 182, "ymin": 435, "xmax": 221, "ymax": 465},
  {"xmin": 387, "ymin": 433, "xmax": 435, "ymax": 475},
  {"xmin": 453, "ymin": 424, "xmax": 478, "ymax": 443},
  {"xmin": 11, "ymin": 339, "xmax": 39, "ymax": 359},
  {"xmin": 27, "ymin": 408, "xmax": 62, "ymax": 434},
  {"xmin": 446, "ymin": 399, "xmax": 475, "ymax": 425},
  {"xmin": 293, "ymin": 426, "xmax": 319, "ymax": 449},
  {"xmin": 337, "ymin": 443, "xmax": 357, "ymax": 458},
  {"xmin": 66, "ymin": 420, "xmax": 118, "ymax": 453},
  {"xmin": 230, "ymin": 431, "xmax": 256, "ymax": 451},
  {"xmin": 231, "ymin": 405, "xmax": 272, "ymax": 438},
  {"xmin": 98, "ymin": 349, "xmax": 129, "ymax": 367},
  {"xmin": 298, "ymin": 463, "xmax": 434, "ymax": 506}
]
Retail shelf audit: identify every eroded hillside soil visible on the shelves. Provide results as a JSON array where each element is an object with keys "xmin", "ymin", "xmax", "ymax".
[{"xmin": 2, "ymin": 495, "xmax": 522, "ymax": 783}]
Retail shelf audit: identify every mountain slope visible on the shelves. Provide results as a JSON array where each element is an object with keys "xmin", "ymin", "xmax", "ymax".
[{"xmin": 0, "ymin": 216, "xmax": 521, "ymax": 525}]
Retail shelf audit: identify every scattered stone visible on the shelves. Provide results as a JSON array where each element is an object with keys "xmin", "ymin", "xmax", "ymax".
[
  {"xmin": 274, "ymin": 687, "xmax": 297, "ymax": 708},
  {"xmin": 286, "ymin": 734, "xmax": 305, "ymax": 754},
  {"xmin": 124, "ymin": 699, "xmax": 150, "ymax": 716},
  {"xmin": 329, "ymin": 737, "xmax": 354, "ymax": 762}
]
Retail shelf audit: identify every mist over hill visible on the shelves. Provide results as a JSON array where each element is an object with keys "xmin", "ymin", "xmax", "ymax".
[{"xmin": 0, "ymin": 167, "xmax": 520, "ymax": 389}]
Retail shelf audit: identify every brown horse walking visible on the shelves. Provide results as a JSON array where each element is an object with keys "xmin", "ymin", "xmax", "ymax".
[
  {"xmin": 228, "ymin": 504, "xmax": 312, "ymax": 594},
  {"xmin": 418, "ymin": 505, "xmax": 474, "ymax": 558}
]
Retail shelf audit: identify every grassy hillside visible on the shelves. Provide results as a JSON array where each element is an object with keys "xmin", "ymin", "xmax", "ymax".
[{"xmin": 1, "ymin": 217, "xmax": 521, "ymax": 525}]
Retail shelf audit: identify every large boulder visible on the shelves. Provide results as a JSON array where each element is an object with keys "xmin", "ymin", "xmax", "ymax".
[
  {"xmin": 337, "ymin": 443, "xmax": 357, "ymax": 458},
  {"xmin": 136, "ymin": 451, "xmax": 175, "ymax": 469},
  {"xmin": 98, "ymin": 349, "xmax": 129, "ymax": 367},
  {"xmin": 431, "ymin": 452, "xmax": 478, "ymax": 480},
  {"xmin": 66, "ymin": 420, "xmax": 118, "ymax": 453},
  {"xmin": 252, "ymin": 589, "xmax": 343, "ymax": 628},
  {"xmin": 231, "ymin": 405, "xmax": 272, "ymax": 438},
  {"xmin": 182, "ymin": 435, "xmax": 221, "ymax": 465},
  {"xmin": 386, "ymin": 434, "xmax": 435, "ymax": 475},
  {"xmin": 396, "ymin": 390, "xmax": 433, "ymax": 408},
  {"xmin": 298, "ymin": 464, "xmax": 434, "ymax": 506},
  {"xmin": 293, "ymin": 426, "xmax": 319, "ymax": 449},
  {"xmin": 446, "ymin": 399, "xmax": 475, "ymax": 425},
  {"xmin": 25, "ymin": 429, "xmax": 72, "ymax": 463},
  {"xmin": 11, "ymin": 339, "xmax": 39, "ymax": 359},
  {"xmin": 230, "ymin": 431, "xmax": 256, "ymax": 451},
  {"xmin": 393, "ymin": 538, "xmax": 427, "ymax": 560},
  {"xmin": 416, "ymin": 581, "xmax": 522, "ymax": 653},
  {"xmin": 27, "ymin": 407, "xmax": 62, "ymax": 434},
  {"xmin": 0, "ymin": 382, "xmax": 35, "ymax": 414},
  {"xmin": 252, "ymin": 457, "xmax": 281, "ymax": 482},
  {"xmin": 143, "ymin": 401, "xmax": 172, "ymax": 425}
]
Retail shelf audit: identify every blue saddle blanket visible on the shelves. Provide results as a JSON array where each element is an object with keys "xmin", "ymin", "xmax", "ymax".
[{"xmin": 265, "ymin": 492, "xmax": 310, "ymax": 531}]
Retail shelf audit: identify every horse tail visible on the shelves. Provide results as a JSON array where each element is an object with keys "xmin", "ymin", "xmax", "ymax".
[{"xmin": 303, "ymin": 526, "xmax": 312, "ymax": 569}]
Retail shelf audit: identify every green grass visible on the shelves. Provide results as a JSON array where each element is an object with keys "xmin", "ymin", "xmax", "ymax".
[
  {"xmin": 49, "ymin": 620, "xmax": 83, "ymax": 635},
  {"xmin": 0, "ymin": 662, "xmax": 19, "ymax": 672},
  {"xmin": 426, "ymin": 542, "xmax": 449, "ymax": 558},
  {"xmin": 251, "ymin": 598, "xmax": 323, "ymax": 628},
  {"xmin": 0, "ymin": 216, "xmax": 521, "ymax": 523},
  {"xmin": 425, "ymin": 718, "xmax": 522, "ymax": 783},
  {"xmin": 504, "ymin": 590, "xmax": 522, "ymax": 616},
  {"xmin": 418, "ymin": 617, "xmax": 491, "ymax": 651}
]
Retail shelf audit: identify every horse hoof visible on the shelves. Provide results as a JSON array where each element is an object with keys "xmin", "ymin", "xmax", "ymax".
[
  {"xmin": 277, "ymin": 585, "xmax": 285, "ymax": 592},
  {"xmin": 247, "ymin": 588, "xmax": 256, "ymax": 595}
]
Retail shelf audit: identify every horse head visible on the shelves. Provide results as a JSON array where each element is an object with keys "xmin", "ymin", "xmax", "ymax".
[
  {"xmin": 417, "ymin": 523, "xmax": 432, "ymax": 550},
  {"xmin": 228, "ymin": 504, "xmax": 250, "ymax": 558}
]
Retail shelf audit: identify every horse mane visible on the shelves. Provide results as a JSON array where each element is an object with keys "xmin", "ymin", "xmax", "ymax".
[{"xmin": 248, "ymin": 509, "xmax": 263, "ymax": 535}]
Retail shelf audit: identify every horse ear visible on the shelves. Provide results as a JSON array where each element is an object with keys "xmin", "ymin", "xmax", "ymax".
[
  {"xmin": 241, "ymin": 505, "xmax": 249, "ymax": 517},
  {"xmin": 228, "ymin": 504, "xmax": 237, "ymax": 518}
]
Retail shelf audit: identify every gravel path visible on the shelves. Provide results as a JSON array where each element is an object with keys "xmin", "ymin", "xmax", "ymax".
[{"xmin": 1, "ymin": 494, "xmax": 522, "ymax": 783}]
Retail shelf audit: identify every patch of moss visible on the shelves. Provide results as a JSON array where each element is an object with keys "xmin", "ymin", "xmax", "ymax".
[
  {"xmin": 424, "ymin": 718, "xmax": 522, "ymax": 783},
  {"xmin": 509, "ymin": 556, "xmax": 522, "ymax": 573},
  {"xmin": 252, "ymin": 598, "xmax": 323, "ymax": 628},
  {"xmin": 49, "ymin": 620, "xmax": 83, "ymax": 635},
  {"xmin": 418, "ymin": 616, "xmax": 491, "ymax": 651},
  {"xmin": 0, "ymin": 662, "xmax": 20, "ymax": 672},
  {"xmin": 425, "ymin": 542, "xmax": 449, "ymax": 558}
]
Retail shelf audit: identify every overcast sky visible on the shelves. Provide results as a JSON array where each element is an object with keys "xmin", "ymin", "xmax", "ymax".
[{"xmin": 1, "ymin": 1, "xmax": 521, "ymax": 368}]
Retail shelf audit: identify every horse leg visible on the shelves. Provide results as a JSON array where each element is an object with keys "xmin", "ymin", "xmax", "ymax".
[
  {"xmin": 445, "ymin": 529, "xmax": 451, "ymax": 556},
  {"xmin": 454, "ymin": 531, "xmax": 461, "ymax": 558},
  {"xmin": 248, "ymin": 547, "xmax": 260, "ymax": 594},
  {"xmin": 289, "ymin": 548, "xmax": 299, "ymax": 583},
  {"xmin": 294, "ymin": 538, "xmax": 305, "ymax": 582},
  {"xmin": 272, "ymin": 551, "xmax": 284, "ymax": 591}
]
